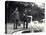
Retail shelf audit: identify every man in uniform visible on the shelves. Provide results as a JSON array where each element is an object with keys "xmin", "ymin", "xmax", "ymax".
[
  {"xmin": 23, "ymin": 10, "xmax": 28, "ymax": 29},
  {"xmin": 14, "ymin": 7, "xmax": 20, "ymax": 29}
]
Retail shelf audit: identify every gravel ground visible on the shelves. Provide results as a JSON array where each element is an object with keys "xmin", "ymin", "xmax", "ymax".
[{"xmin": 6, "ymin": 21, "xmax": 46, "ymax": 34}]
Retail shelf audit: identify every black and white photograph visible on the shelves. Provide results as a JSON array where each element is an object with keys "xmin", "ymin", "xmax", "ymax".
[{"xmin": 5, "ymin": 1, "xmax": 45, "ymax": 35}]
